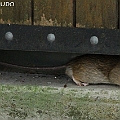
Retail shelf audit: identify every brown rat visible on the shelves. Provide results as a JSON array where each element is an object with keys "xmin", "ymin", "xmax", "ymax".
[
  {"xmin": 0, "ymin": 54, "xmax": 120, "ymax": 86},
  {"xmin": 109, "ymin": 60, "xmax": 120, "ymax": 86},
  {"xmin": 65, "ymin": 54, "xmax": 120, "ymax": 86}
]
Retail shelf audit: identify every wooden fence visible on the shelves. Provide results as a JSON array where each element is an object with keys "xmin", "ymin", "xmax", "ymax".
[{"xmin": 0, "ymin": 0, "xmax": 119, "ymax": 29}]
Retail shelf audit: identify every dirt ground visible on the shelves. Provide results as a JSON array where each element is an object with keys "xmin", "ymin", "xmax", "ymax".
[
  {"xmin": 0, "ymin": 71, "xmax": 120, "ymax": 120},
  {"xmin": 0, "ymin": 71, "xmax": 68, "ymax": 87},
  {"xmin": 0, "ymin": 71, "xmax": 120, "ymax": 89}
]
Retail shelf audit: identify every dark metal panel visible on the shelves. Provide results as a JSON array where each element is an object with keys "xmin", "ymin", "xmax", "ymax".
[
  {"xmin": 0, "ymin": 50, "xmax": 81, "ymax": 67},
  {"xmin": 0, "ymin": 50, "xmax": 82, "ymax": 74},
  {"xmin": 0, "ymin": 24, "xmax": 120, "ymax": 55}
]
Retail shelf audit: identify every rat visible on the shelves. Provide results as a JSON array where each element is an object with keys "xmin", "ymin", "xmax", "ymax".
[
  {"xmin": 0, "ymin": 54, "xmax": 120, "ymax": 86},
  {"xmin": 65, "ymin": 54, "xmax": 120, "ymax": 86},
  {"xmin": 109, "ymin": 60, "xmax": 120, "ymax": 86}
]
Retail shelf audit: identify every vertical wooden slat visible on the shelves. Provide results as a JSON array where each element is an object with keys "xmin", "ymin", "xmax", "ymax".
[
  {"xmin": 76, "ymin": 0, "xmax": 118, "ymax": 29},
  {"xmin": 34, "ymin": 0, "xmax": 73, "ymax": 27},
  {"xmin": 118, "ymin": 0, "xmax": 120, "ymax": 29},
  {"xmin": 0, "ymin": 0, "xmax": 31, "ymax": 25}
]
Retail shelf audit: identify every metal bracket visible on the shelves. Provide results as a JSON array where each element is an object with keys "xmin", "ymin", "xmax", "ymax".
[
  {"xmin": 0, "ymin": 24, "xmax": 120, "ymax": 67},
  {"xmin": 0, "ymin": 24, "xmax": 120, "ymax": 54}
]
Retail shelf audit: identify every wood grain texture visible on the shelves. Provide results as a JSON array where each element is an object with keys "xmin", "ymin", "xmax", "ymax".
[
  {"xmin": 34, "ymin": 0, "xmax": 73, "ymax": 27},
  {"xmin": 76, "ymin": 0, "xmax": 118, "ymax": 29},
  {"xmin": 0, "ymin": 0, "xmax": 31, "ymax": 25},
  {"xmin": 119, "ymin": 0, "xmax": 120, "ymax": 28}
]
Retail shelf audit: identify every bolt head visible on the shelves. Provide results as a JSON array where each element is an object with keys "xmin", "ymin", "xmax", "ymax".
[
  {"xmin": 5, "ymin": 32, "xmax": 13, "ymax": 41},
  {"xmin": 90, "ymin": 36, "xmax": 98, "ymax": 45},
  {"xmin": 47, "ymin": 33, "xmax": 55, "ymax": 43}
]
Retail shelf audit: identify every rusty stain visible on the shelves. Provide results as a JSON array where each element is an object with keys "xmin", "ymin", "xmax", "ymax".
[
  {"xmin": 34, "ymin": 13, "xmax": 72, "ymax": 27},
  {"xmin": 0, "ymin": 18, "xmax": 31, "ymax": 25},
  {"xmin": 34, "ymin": 0, "xmax": 73, "ymax": 27}
]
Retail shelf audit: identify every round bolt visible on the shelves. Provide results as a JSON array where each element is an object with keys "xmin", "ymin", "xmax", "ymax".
[
  {"xmin": 5, "ymin": 32, "xmax": 13, "ymax": 41},
  {"xmin": 90, "ymin": 36, "xmax": 98, "ymax": 45},
  {"xmin": 47, "ymin": 33, "xmax": 55, "ymax": 43}
]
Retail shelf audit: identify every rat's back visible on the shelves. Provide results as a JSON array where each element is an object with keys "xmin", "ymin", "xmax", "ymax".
[{"xmin": 65, "ymin": 54, "xmax": 119, "ymax": 86}]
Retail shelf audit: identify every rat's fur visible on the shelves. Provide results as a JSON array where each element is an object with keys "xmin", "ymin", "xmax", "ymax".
[
  {"xmin": 109, "ymin": 60, "xmax": 120, "ymax": 85},
  {"xmin": 65, "ymin": 54, "xmax": 120, "ymax": 86}
]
